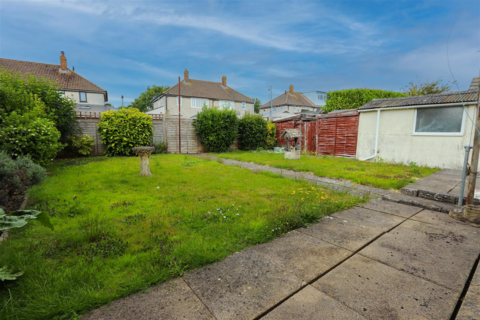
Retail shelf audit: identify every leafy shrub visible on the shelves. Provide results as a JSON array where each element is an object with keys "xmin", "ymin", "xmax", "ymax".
[
  {"xmin": 266, "ymin": 122, "xmax": 277, "ymax": 149},
  {"xmin": 238, "ymin": 113, "xmax": 268, "ymax": 151},
  {"xmin": 194, "ymin": 106, "xmax": 238, "ymax": 152},
  {"xmin": 70, "ymin": 135, "xmax": 95, "ymax": 156},
  {"xmin": 256, "ymin": 147, "xmax": 264, "ymax": 152},
  {"xmin": 153, "ymin": 141, "xmax": 168, "ymax": 154},
  {"xmin": 0, "ymin": 151, "xmax": 46, "ymax": 212},
  {"xmin": 324, "ymin": 88, "xmax": 407, "ymax": 113},
  {"xmin": 0, "ymin": 108, "xmax": 63, "ymax": 166},
  {"xmin": 97, "ymin": 108, "xmax": 153, "ymax": 156},
  {"xmin": 0, "ymin": 68, "xmax": 79, "ymax": 142}
]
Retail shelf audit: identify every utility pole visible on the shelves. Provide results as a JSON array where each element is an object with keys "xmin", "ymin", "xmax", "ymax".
[
  {"xmin": 178, "ymin": 77, "xmax": 181, "ymax": 154},
  {"xmin": 268, "ymin": 87, "xmax": 273, "ymax": 111},
  {"xmin": 466, "ymin": 83, "xmax": 480, "ymax": 205},
  {"xmin": 121, "ymin": 95, "xmax": 124, "ymax": 107}
]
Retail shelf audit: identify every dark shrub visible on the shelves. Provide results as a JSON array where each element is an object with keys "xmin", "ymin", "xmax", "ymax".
[
  {"xmin": 194, "ymin": 106, "xmax": 238, "ymax": 152},
  {"xmin": 153, "ymin": 141, "xmax": 168, "ymax": 154},
  {"xmin": 0, "ymin": 151, "xmax": 46, "ymax": 212},
  {"xmin": 237, "ymin": 113, "xmax": 268, "ymax": 151}
]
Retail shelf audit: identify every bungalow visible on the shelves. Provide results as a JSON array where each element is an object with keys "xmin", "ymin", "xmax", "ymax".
[
  {"xmin": 0, "ymin": 52, "xmax": 110, "ymax": 112},
  {"xmin": 149, "ymin": 70, "xmax": 254, "ymax": 118},
  {"xmin": 260, "ymin": 86, "xmax": 320, "ymax": 115},
  {"xmin": 356, "ymin": 78, "xmax": 479, "ymax": 169}
]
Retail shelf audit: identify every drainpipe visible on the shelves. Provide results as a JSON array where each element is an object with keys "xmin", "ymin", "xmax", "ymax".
[{"xmin": 360, "ymin": 109, "xmax": 380, "ymax": 161}]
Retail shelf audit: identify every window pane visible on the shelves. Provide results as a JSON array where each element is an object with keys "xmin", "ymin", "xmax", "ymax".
[
  {"xmin": 80, "ymin": 92, "xmax": 87, "ymax": 102},
  {"xmin": 415, "ymin": 107, "xmax": 463, "ymax": 133}
]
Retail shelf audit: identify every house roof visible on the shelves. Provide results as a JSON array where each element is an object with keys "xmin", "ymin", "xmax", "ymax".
[
  {"xmin": 359, "ymin": 90, "xmax": 479, "ymax": 110},
  {"xmin": 0, "ymin": 58, "xmax": 107, "ymax": 92},
  {"xmin": 261, "ymin": 91, "xmax": 316, "ymax": 109},
  {"xmin": 261, "ymin": 109, "xmax": 293, "ymax": 118},
  {"xmin": 153, "ymin": 78, "xmax": 254, "ymax": 103},
  {"xmin": 469, "ymin": 77, "xmax": 480, "ymax": 91}
]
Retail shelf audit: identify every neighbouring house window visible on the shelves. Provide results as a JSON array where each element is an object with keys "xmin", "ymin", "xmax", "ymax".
[
  {"xmin": 175, "ymin": 96, "xmax": 183, "ymax": 106},
  {"xmin": 191, "ymin": 98, "xmax": 209, "ymax": 108},
  {"xmin": 273, "ymin": 106, "xmax": 277, "ymax": 111},
  {"xmin": 219, "ymin": 100, "xmax": 235, "ymax": 110},
  {"xmin": 79, "ymin": 92, "xmax": 87, "ymax": 102},
  {"xmin": 415, "ymin": 106, "xmax": 463, "ymax": 134},
  {"xmin": 242, "ymin": 102, "xmax": 246, "ymax": 110}
]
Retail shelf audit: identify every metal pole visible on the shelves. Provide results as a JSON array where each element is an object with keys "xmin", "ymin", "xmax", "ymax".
[
  {"xmin": 270, "ymin": 87, "xmax": 272, "ymax": 111},
  {"xmin": 178, "ymin": 77, "xmax": 181, "ymax": 154},
  {"xmin": 459, "ymin": 145, "xmax": 473, "ymax": 207}
]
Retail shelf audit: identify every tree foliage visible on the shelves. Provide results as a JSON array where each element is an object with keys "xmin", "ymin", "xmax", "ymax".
[
  {"xmin": 98, "ymin": 108, "xmax": 153, "ymax": 156},
  {"xmin": 324, "ymin": 89, "xmax": 407, "ymax": 113},
  {"xmin": 70, "ymin": 135, "xmax": 95, "ymax": 156},
  {"xmin": 254, "ymin": 98, "xmax": 261, "ymax": 114},
  {"xmin": 266, "ymin": 122, "xmax": 277, "ymax": 149},
  {"xmin": 0, "ymin": 68, "xmax": 79, "ymax": 142},
  {"xmin": 128, "ymin": 85, "xmax": 169, "ymax": 112},
  {"xmin": 194, "ymin": 106, "xmax": 238, "ymax": 152},
  {"xmin": 402, "ymin": 79, "xmax": 451, "ymax": 96},
  {"xmin": 238, "ymin": 113, "xmax": 268, "ymax": 150}
]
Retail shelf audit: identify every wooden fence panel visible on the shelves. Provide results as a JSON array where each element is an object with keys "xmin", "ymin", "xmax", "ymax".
[{"xmin": 316, "ymin": 111, "xmax": 359, "ymax": 158}]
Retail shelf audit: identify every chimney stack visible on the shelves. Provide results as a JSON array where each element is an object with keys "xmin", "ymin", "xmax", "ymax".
[
  {"xmin": 289, "ymin": 85, "xmax": 294, "ymax": 94},
  {"xmin": 184, "ymin": 69, "xmax": 189, "ymax": 83},
  {"xmin": 60, "ymin": 51, "xmax": 67, "ymax": 71},
  {"xmin": 222, "ymin": 76, "xmax": 227, "ymax": 87}
]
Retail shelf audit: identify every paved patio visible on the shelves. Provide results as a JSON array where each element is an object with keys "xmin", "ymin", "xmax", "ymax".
[{"xmin": 83, "ymin": 198, "xmax": 480, "ymax": 320}]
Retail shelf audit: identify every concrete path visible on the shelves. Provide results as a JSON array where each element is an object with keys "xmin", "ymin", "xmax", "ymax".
[
  {"xmin": 196, "ymin": 155, "xmax": 390, "ymax": 199},
  {"xmin": 83, "ymin": 199, "xmax": 480, "ymax": 320}
]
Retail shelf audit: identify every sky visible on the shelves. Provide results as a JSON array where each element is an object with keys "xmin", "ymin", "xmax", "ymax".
[{"xmin": 0, "ymin": 0, "xmax": 479, "ymax": 107}]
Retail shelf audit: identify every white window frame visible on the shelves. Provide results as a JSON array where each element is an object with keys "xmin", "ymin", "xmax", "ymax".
[
  {"xmin": 79, "ymin": 91, "xmax": 87, "ymax": 102},
  {"xmin": 191, "ymin": 97, "xmax": 209, "ymax": 108},
  {"xmin": 412, "ymin": 106, "xmax": 465, "ymax": 136},
  {"xmin": 175, "ymin": 96, "xmax": 183, "ymax": 107},
  {"xmin": 219, "ymin": 100, "xmax": 235, "ymax": 110},
  {"xmin": 242, "ymin": 102, "xmax": 246, "ymax": 110}
]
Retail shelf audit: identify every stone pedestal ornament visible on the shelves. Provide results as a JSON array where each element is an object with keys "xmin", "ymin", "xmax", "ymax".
[{"xmin": 132, "ymin": 146, "xmax": 155, "ymax": 176}]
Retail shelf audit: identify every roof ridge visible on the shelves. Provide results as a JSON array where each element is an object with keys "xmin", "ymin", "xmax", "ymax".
[
  {"xmin": 371, "ymin": 89, "xmax": 478, "ymax": 102},
  {"xmin": 0, "ymin": 57, "xmax": 60, "ymax": 68}
]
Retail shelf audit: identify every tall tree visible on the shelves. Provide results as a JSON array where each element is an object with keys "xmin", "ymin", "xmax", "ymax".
[
  {"xmin": 129, "ymin": 85, "xmax": 169, "ymax": 112},
  {"xmin": 254, "ymin": 98, "xmax": 261, "ymax": 114},
  {"xmin": 402, "ymin": 79, "xmax": 451, "ymax": 96}
]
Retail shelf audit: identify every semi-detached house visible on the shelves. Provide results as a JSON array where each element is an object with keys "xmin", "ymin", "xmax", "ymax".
[
  {"xmin": 149, "ymin": 69, "xmax": 254, "ymax": 118},
  {"xmin": 0, "ymin": 52, "xmax": 109, "ymax": 112}
]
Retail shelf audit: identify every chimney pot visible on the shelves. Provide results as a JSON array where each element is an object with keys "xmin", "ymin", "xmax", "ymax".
[
  {"xmin": 60, "ymin": 51, "xmax": 67, "ymax": 71},
  {"xmin": 184, "ymin": 69, "xmax": 189, "ymax": 83},
  {"xmin": 289, "ymin": 85, "xmax": 294, "ymax": 94},
  {"xmin": 222, "ymin": 76, "xmax": 227, "ymax": 87}
]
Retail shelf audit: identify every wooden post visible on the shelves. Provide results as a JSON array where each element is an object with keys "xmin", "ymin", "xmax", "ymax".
[{"xmin": 466, "ymin": 88, "xmax": 480, "ymax": 204}]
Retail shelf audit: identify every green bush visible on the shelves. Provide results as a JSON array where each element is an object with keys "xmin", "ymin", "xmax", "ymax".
[
  {"xmin": 266, "ymin": 121, "xmax": 277, "ymax": 149},
  {"xmin": 237, "ymin": 113, "xmax": 268, "ymax": 151},
  {"xmin": 0, "ymin": 68, "xmax": 79, "ymax": 142},
  {"xmin": 194, "ymin": 106, "xmax": 238, "ymax": 152},
  {"xmin": 153, "ymin": 141, "xmax": 168, "ymax": 154},
  {"xmin": 0, "ymin": 151, "xmax": 46, "ymax": 212},
  {"xmin": 70, "ymin": 135, "xmax": 95, "ymax": 156},
  {"xmin": 97, "ymin": 108, "xmax": 153, "ymax": 156},
  {"xmin": 324, "ymin": 88, "xmax": 407, "ymax": 113},
  {"xmin": 0, "ymin": 108, "xmax": 63, "ymax": 166}
]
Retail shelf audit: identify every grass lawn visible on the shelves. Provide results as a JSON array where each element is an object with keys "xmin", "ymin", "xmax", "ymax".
[
  {"xmin": 0, "ymin": 154, "xmax": 363, "ymax": 319},
  {"xmin": 212, "ymin": 151, "xmax": 440, "ymax": 190}
]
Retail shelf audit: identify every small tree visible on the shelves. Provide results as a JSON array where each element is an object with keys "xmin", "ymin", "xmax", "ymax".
[
  {"xmin": 0, "ymin": 68, "xmax": 79, "ymax": 142},
  {"xmin": 128, "ymin": 85, "xmax": 170, "ymax": 112},
  {"xmin": 266, "ymin": 122, "xmax": 277, "ymax": 149},
  {"xmin": 98, "ymin": 108, "xmax": 153, "ymax": 156},
  {"xmin": 254, "ymin": 98, "xmax": 261, "ymax": 114},
  {"xmin": 238, "ymin": 113, "xmax": 268, "ymax": 150},
  {"xmin": 194, "ymin": 106, "xmax": 238, "ymax": 152},
  {"xmin": 402, "ymin": 79, "xmax": 451, "ymax": 96}
]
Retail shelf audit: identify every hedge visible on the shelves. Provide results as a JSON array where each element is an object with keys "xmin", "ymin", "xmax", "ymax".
[
  {"xmin": 324, "ymin": 89, "xmax": 407, "ymax": 113},
  {"xmin": 194, "ymin": 106, "xmax": 238, "ymax": 152},
  {"xmin": 238, "ymin": 113, "xmax": 268, "ymax": 150}
]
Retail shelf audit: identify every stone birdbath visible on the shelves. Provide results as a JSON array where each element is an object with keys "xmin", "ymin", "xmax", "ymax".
[{"xmin": 132, "ymin": 146, "xmax": 155, "ymax": 176}]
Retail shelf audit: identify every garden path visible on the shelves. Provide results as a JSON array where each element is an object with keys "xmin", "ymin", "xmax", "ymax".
[{"xmin": 83, "ymin": 196, "xmax": 480, "ymax": 319}]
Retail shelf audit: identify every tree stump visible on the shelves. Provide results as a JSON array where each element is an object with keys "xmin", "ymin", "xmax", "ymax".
[{"xmin": 132, "ymin": 147, "xmax": 155, "ymax": 176}]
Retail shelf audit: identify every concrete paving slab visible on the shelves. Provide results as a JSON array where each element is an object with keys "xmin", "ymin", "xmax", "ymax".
[
  {"xmin": 410, "ymin": 209, "xmax": 480, "ymax": 234},
  {"xmin": 251, "ymin": 230, "xmax": 352, "ymax": 282},
  {"xmin": 82, "ymin": 278, "xmax": 214, "ymax": 320},
  {"xmin": 359, "ymin": 220, "xmax": 480, "ymax": 292},
  {"xmin": 383, "ymin": 192, "xmax": 457, "ymax": 213},
  {"xmin": 261, "ymin": 285, "xmax": 366, "ymax": 320},
  {"xmin": 183, "ymin": 248, "xmax": 303, "ymax": 320},
  {"xmin": 298, "ymin": 216, "xmax": 385, "ymax": 252},
  {"xmin": 456, "ymin": 285, "xmax": 480, "ymax": 320},
  {"xmin": 331, "ymin": 207, "xmax": 405, "ymax": 230},
  {"xmin": 359, "ymin": 198, "xmax": 423, "ymax": 218},
  {"xmin": 312, "ymin": 255, "xmax": 459, "ymax": 320}
]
